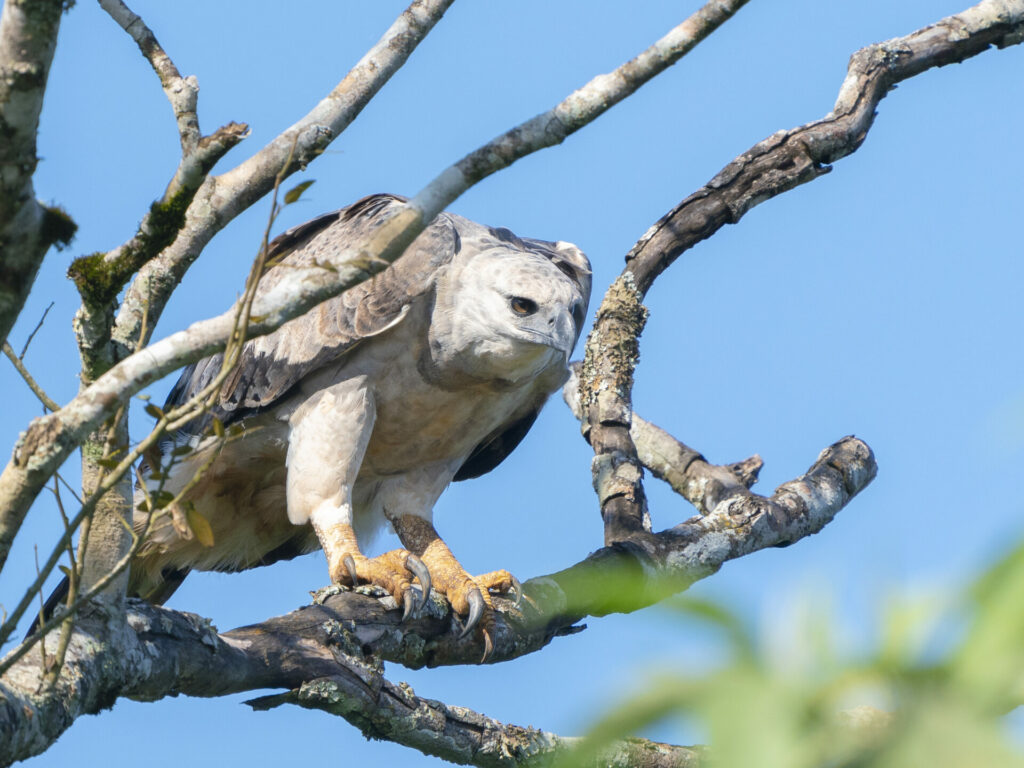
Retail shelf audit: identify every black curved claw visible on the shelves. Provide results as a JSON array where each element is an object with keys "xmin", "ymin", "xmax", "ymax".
[
  {"xmin": 480, "ymin": 628, "xmax": 494, "ymax": 663},
  {"xmin": 405, "ymin": 553, "xmax": 431, "ymax": 612},
  {"xmin": 343, "ymin": 554, "xmax": 359, "ymax": 586},
  {"xmin": 402, "ymin": 589, "xmax": 416, "ymax": 622},
  {"xmin": 459, "ymin": 587, "xmax": 486, "ymax": 639},
  {"xmin": 509, "ymin": 574, "xmax": 522, "ymax": 608}
]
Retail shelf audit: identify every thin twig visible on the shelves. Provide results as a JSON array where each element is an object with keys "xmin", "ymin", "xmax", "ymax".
[
  {"xmin": 2, "ymin": 342, "xmax": 59, "ymax": 412},
  {"xmin": 54, "ymin": 473, "xmax": 82, "ymax": 506},
  {"xmin": 41, "ymin": 475, "xmax": 79, "ymax": 686},
  {"xmin": 0, "ymin": 156, "xmax": 301, "ymax": 676},
  {"xmin": 49, "ymin": 476, "xmax": 76, "ymax": 573},
  {"xmin": 33, "ymin": 546, "xmax": 45, "ymax": 671},
  {"xmin": 18, "ymin": 301, "xmax": 53, "ymax": 360}
]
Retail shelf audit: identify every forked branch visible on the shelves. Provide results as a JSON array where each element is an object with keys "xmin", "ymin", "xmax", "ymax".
[{"xmin": 579, "ymin": 0, "xmax": 1024, "ymax": 547}]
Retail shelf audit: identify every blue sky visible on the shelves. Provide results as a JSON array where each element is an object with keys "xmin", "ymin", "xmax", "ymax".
[{"xmin": 3, "ymin": 0, "xmax": 1023, "ymax": 764}]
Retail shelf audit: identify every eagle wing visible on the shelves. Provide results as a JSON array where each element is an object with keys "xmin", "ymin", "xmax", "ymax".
[
  {"xmin": 162, "ymin": 193, "xmax": 589, "ymax": 482},
  {"xmin": 165, "ymin": 194, "xmax": 458, "ymax": 431}
]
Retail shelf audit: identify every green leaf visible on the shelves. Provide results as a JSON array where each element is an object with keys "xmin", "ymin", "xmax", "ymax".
[
  {"xmin": 186, "ymin": 507, "xmax": 215, "ymax": 547},
  {"xmin": 950, "ymin": 542, "xmax": 1024, "ymax": 705},
  {"xmin": 151, "ymin": 490, "xmax": 174, "ymax": 508},
  {"xmin": 283, "ymin": 179, "xmax": 315, "ymax": 205},
  {"xmin": 58, "ymin": 565, "xmax": 72, "ymax": 578},
  {"xmin": 170, "ymin": 445, "xmax": 193, "ymax": 457},
  {"xmin": 95, "ymin": 457, "xmax": 119, "ymax": 469},
  {"xmin": 212, "ymin": 417, "xmax": 225, "ymax": 439},
  {"xmin": 144, "ymin": 403, "xmax": 165, "ymax": 420}
]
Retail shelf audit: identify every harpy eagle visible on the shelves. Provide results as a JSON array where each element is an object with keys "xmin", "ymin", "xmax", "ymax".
[{"xmin": 130, "ymin": 194, "xmax": 591, "ymax": 640}]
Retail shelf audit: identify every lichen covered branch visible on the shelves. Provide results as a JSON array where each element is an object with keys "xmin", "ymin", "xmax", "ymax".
[
  {"xmin": 563, "ymin": 365, "xmax": 762, "ymax": 517},
  {"xmin": 579, "ymin": 0, "xmax": 1024, "ymax": 546},
  {"xmin": 0, "ymin": 598, "xmax": 699, "ymax": 768},
  {"xmin": 0, "ymin": 429, "xmax": 869, "ymax": 763},
  {"xmin": 68, "ymin": 120, "xmax": 249, "ymax": 379},
  {"xmin": 74, "ymin": 0, "xmax": 251, "ymax": 379},
  {"xmin": 267, "ymin": 674, "xmax": 700, "ymax": 768}
]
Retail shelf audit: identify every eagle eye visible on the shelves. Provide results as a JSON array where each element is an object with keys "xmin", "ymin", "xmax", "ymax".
[{"xmin": 510, "ymin": 297, "xmax": 538, "ymax": 316}]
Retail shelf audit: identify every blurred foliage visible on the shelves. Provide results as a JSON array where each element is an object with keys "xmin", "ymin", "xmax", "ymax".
[{"xmin": 562, "ymin": 542, "xmax": 1024, "ymax": 768}]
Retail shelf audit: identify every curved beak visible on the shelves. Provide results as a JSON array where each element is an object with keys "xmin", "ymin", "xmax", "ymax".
[{"xmin": 520, "ymin": 308, "xmax": 576, "ymax": 358}]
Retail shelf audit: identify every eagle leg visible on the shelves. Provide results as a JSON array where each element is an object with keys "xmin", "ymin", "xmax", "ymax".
[
  {"xmin": 393, "ymin": 514, "xmax": 519, "ymax": 661},
  {"xmin": 313, "ymin": 517, "xmax": 430, "ymax": 614}
]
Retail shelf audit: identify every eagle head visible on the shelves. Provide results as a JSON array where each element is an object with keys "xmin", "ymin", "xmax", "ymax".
[{"xmin": 430, "ymin": 227, "xmax": 591, "ymax": 384}]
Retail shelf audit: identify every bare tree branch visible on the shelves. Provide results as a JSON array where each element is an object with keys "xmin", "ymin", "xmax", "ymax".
[
  {"xmin": 578, "ymin": 0, "xmax": 1024, "ymax": 548},
  {"xmin": 257, "ymin": 675, "xmax": 701, "ymax": 768},
  {"xmin": 0, "ymin": 0, "xmax": 750, "ymax": 573},
  {"xmin": 0, "ymin": 599, "xmax": 701, "ymax": 768},
  {"xmin": 0, "ymin": 429, "xmax": 868, "ymax": 762},
  {"xmin": 3, "ymin": 425, "xmax": 872, "ymax": 765},
  {"xmin": 0, "ymin": 0, "xmax": 76, "ymax": 345},
  {"xmin": 1, "ymin": 342, "xmax": 58, "ymax": 413},
  {"xmin": 16, "ymin": 300, "xmax": 53, "ymax": 360},
  {"xmin": 71, "ymin": 0, "xmax": 251, "ymax": 380},
  {"xmin": 109, "ymin": 0, "xmax": 458, "ymax": 359},
  {"xmin": 408, "ymin": 0, "xmax": 750, "ymax": 214},
  {"xmin": 97, "ymin": 0, "xmax": 201, "ymax": 152},
  {"xmin": 563, "ymin": 365, "xmax": 762, "ymax": 516},
  {"xmin": 626, "ymin": 0, "xmax": 1024, "ymax": 295}
]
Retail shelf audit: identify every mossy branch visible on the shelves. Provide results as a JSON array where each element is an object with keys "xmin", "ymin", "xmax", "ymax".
[{"xmin": 67, "ymin": 193, "xmax": 191, "ymax": 309}]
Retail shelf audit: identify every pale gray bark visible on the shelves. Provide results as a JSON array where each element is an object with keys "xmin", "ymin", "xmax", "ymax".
[
  {"xmin": 564, "ymin": 366, "xmax": 764, "ymax": 517},
  {"xmin": 408, "ymin": 0, "xmax": 751, "ymax": 216},
  {"xmin": 97, "ymin": 0, "xmax": 201, "ymax": 152},
  {"xmin": 0, "ymin": 0, "xmax": 74, "ymax": 346}
]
